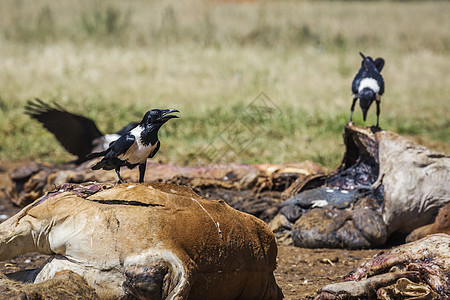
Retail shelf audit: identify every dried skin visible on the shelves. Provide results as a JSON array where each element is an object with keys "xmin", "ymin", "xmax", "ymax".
[
  {"xmin": 344, "ymin": 234, "xmax": 449, "ymax": 298},
  {"xmin": 0, "ymin": 270, "xmax": 99, "ymax": 299},
  {"xmin": 316, "ymin": 234, "xmax": 450, "ymax": 299}
]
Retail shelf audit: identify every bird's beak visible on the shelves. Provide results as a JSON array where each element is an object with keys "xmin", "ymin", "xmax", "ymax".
[
  {"xmin": 362, "ymin": 108, "xmax": 368, "ymax": 121},
  {"xmin": 160, "ymin": 109, "xmax": 179, "ymax": 121}
]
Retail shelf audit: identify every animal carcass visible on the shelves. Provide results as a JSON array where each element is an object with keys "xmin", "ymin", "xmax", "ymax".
[
  {"xmin": 315, "ymin": 233, "xmax": 450, "ymax": 299},
  {"xmin": 272, "ymin": 122, "xmax": 450, "ymax": 248},
  {"xmin": 0, "ymin": 182, "xmax": 283, "ymax": 299}
]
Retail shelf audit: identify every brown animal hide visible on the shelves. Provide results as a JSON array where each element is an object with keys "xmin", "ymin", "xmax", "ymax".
[
  {"xmin": 273, "ymin": 122, "xmax": 450, "ymax": 248},
  {"xmin": 0, "ymin": 182, "xmax": 283, "ymax": 300},
  {"xmin": 0, "ymin": 270, "xmax": 99, "ymax": 299},
  {"xmin": 7, "ymin": 161, "xmax": 326, "ymax": 222},
  {"xmin": 406, "ymin": 202, "xmax": 450, "ymax": 242},
  {"xmin": 315, "ymin": 234, "xmax": 450, "ymax": 299}
]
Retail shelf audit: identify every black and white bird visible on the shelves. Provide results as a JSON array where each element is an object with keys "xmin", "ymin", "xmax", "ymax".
[
  {"xmin": 86, "ymin": 109, "xmax": 179, "ymax": 183},
  {"xmin": 25, "ymin": 99, "xmax": 139, "ymax": 164},
  {"xmin": 350, "ymin": 52, "xmax": 385, "ymax": 127}
]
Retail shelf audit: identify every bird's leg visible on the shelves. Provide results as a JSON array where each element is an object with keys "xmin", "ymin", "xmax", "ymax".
[
  {"xmin": 375, "ymin": 99, "xmax": 381, "ymax": 128},
  {"xmin": 349, "ymin": 96, "xmax": 358, "ymax": 122},
  {"xmin": 115, "ymin": 167, "xmax": 125, "ymax": 183},
  {"xmin": 138, "ymin": 163, "xmax": 146, "ymax": 183}
]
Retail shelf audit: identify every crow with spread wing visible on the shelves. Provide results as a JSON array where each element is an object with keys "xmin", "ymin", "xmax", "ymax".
[{"xmin": 25, "ymin": 99, "xmax": 138, "ymax": 164}]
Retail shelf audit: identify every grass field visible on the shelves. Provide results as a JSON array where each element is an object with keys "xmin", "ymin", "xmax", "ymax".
[{"xmin": 0, "ymin": 0, "xmax": 449, "ymax": 169}]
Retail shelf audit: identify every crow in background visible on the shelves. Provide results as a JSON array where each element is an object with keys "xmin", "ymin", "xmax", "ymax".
[
  {"xmin": 25, "ymin": 99, "xmax": 138, "ymax": 164},
  {"xmin": 87, "ymin": 108, "xmax": 179, "ymax": 183},
  {"xmin": 350, "ymin": 52, "xmax": 385, "ymax": 127}
]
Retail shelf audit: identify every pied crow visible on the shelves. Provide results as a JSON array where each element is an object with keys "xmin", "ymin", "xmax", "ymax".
[
  {"xmin": 87, "ymin": 109, "xmax": 179, "ymax": 183},
  {"xmin": 25, "ymin": 99, "xmax": 138, "ymax": 164},
  {"xmin": 350, "ymin": 52, "xmax": 385, "ymax": 128}
]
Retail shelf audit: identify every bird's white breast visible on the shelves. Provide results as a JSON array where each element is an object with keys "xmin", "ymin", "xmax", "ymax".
[
  {"xmin": 119, "ymin": 142, "xmax": 157, "ymax": 165},
  {"xmin": 358, "ymin": 78, "xmax": 380, "ymax": 94},
  {"xmin": 130, "ymin": 126, "xmax": 145, "ymax": 148},
  {"xmin": 119, "ymin": 126, "xmax": 157, "ymax": 165}
]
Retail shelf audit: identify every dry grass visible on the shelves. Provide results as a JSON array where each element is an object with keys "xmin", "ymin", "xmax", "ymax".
[{"xmin": 0, "ymin": 0, "xmax": 449, "ymax": 168}]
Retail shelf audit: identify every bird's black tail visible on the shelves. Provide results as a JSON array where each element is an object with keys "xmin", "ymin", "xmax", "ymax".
[
  {"xmin": 86, "ymin": 151, "xmax": 113, "ymax": 170},
  {"xmin": 86, "ymin": 151, "xmax": 107, "ymax": 160},
  {"xmin": 91, "ymin": 160, "xmax": 106, "ymax": 170}
]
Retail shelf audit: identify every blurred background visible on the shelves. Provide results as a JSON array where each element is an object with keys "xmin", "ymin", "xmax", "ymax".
[{"xmin": 0, "ymin": 0, "xmax": 449, "ymax": 169}]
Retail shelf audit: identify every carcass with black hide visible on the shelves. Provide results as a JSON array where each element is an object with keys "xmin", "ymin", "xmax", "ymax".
[{"xmin": 271, "ymin": 122, "xmax": 450, "ymax": 249}]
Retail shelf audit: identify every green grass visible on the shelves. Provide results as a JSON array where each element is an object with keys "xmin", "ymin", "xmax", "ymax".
[{"xmin": 0, "ymin": 0, "xmax": 449, "ymax": 169}]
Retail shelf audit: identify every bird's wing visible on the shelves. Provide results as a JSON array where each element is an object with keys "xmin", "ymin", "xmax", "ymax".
[
  {"xmin": 351, "ymin": 69, "xmax": 363, "ymax": 95},
  {"xmin": 105, "ymin": 133, "xmax": 136, "ymax": 159},
  {"xmin": 374, "ymin": 58, "xmax": 385, "ymax": 73},
  {"xmin": 148, "ymin": 140, "xmax": 160, "ymax": 158},
  {"xmin": 25, "ymin": 99, "xmax": 103, "ymax": 158},
  {"xmin": 374, "ymin": 59, "xmax": 385, "ymax": 95},
  {"xmin": 378, "ymin": 74, "xmax": 385, "ymax": 95}
]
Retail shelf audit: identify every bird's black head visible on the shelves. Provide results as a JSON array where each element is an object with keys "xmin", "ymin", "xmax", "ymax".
[
  {"xmin": 359, "ymin": 88, "xmax": 375, "ymax": 121},
  {"xmin": 141, "ymin": 109, "xmax": 179, "ymax": 127}
]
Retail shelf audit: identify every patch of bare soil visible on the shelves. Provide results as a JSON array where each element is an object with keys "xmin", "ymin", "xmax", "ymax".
[
  {"xmin": 275, "ymin": 246, "xmax": 379, "ymax": 299},
  {"xmin": 0, "ymin": 160, "xmax": 381, "ymax": 299}
]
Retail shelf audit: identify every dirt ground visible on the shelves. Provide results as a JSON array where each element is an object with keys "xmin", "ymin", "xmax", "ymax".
[
  {"xmin": 0, "ymin": 245, "xmax": 380, "ymax": 299},
  {"xmin": 0, "ymin": 161, "xmax": 381, "ymax": 299}
]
